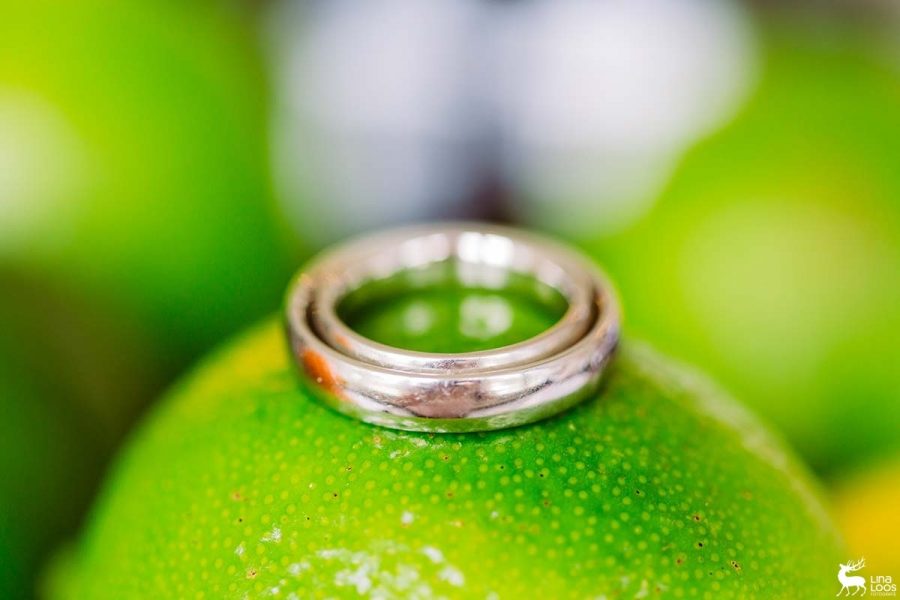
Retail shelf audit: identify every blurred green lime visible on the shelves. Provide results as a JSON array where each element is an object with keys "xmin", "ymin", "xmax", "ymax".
[
  {"xmin": 0, "ymin": 271, "xmax": 155, "ymax": 599},
  {"xmin": 0, "ymin": 0, "xmax": 295, "ymax": 365},
  {"xmin": 55, "ymin": 318, "xmax": 843, "ymax": 598},
  {"xmin": 583, "ymin": 16, "xmax": 900, "ymax": 473},
  {"xmin": 0, "ymin": 0, "xmax": 298, "ymax": 596}
]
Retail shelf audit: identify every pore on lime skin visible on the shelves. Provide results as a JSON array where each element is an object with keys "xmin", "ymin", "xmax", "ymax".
[{"xmin": 54, "ymin": 305, "xmax": 843, "ymax": 598}]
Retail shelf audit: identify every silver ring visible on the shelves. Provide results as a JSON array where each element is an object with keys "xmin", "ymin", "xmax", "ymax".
[{"xmin": 285, "ymin": 223, "xmax": 620, "ymax": 432}]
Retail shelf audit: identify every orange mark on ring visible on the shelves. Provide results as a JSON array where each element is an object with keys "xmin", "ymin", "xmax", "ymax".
[
  {"xmin": 301, "ymin": 349, "xmax": 342, "ymax": 397},
  {"xmin": 334, "ymin": 331, "xmax": 351, "ymax": 349}
]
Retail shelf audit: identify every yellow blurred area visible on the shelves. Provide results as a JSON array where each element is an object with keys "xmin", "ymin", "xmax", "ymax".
[{"xmin": 832, "ymin": 457, "xmax": 900, "ymax": 575}]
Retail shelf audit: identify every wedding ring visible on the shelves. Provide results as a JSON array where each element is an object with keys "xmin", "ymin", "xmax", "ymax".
[{"xmin": 284, "ymin": 223, "xmax": 620, "ymax": 432}]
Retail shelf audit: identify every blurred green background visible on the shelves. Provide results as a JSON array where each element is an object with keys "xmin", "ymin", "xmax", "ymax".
[{"xmin": 1, "ymin": 0, "xmax": 898, "ymax": 597}]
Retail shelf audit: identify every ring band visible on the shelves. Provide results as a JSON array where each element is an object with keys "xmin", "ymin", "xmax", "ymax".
[{"xmin": 284, "ymin": 223, "xmax": 620, "ymax": 432}]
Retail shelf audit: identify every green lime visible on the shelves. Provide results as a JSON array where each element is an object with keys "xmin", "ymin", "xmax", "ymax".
[
  {"xmin": 0, "ymin": 270, "xmax": 158, "ymax": 600},
  {"xmin": 583, "ymin": 17, "xmax": 900, "ymax": 473},
  {"xmin": 57, "ymin": 317, "xmax": 843, "ymax": 598},
  {"xmin": 0, "ymin": 0, "xmax": 297, "ymax": 595},
  {"xmin": 0, "ymin": 0, "xmax": 295, "ymax": 364}
]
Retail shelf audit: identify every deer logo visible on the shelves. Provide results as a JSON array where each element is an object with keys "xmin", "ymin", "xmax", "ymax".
[{"xmin": 837, "ymin": 558, "xmax": 867, "ymax": 596}]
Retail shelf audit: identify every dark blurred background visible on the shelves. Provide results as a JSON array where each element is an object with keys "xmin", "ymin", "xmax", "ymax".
[{"xmin": 1, "ymin": 0, "xmax": 898, "ymax": 597}]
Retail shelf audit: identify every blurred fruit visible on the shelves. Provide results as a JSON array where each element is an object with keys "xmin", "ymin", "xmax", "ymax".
[
  {"xmin": 57, "ymin": 318, "xmax": 842, "ymax": 598},
  {"xmin": 499, "ymin": 0, "xmax": 756, "ymax": 237},
  {"xmin": 0, "ymin": 0, "xmax": 296, "ymax": 595},
  {"xmin": 582, "ymin": 15, "xmax": 900, "ymax": 473},
  {"xmin": 266, "ymin": 0, "xmax": 755, "ymax": 244},
  {"xmin": 266, "ymin": 0, "xmax": 488, "ymax": 244},
  {"xmin": 0, "ymin": 0, "xmax": 294, "ymax": 367},
  {"xmin": 832, "ymin": 455, "xmax": 900, "ymax": 576},
  {"xmin": 0, "ymin": 270, "xmax": 155, "ymax": 599}
]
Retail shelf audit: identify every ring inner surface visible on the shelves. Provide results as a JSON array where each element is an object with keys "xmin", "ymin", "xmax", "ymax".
[{"xmin": 336, "ymin": 260, "xmax": 568, "ymax": 354}]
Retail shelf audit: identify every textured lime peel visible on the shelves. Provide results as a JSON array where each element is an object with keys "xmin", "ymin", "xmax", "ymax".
[{"xmin": 57, "ymin": 321, "xmax": 842, "ymax": 598}]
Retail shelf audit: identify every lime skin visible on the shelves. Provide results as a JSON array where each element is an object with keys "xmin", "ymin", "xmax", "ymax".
[{"xmin": 57, "ymin": 320, "xmax": 843, "ymax": 598}]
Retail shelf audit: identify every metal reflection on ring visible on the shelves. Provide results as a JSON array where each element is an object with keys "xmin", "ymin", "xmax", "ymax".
[{"xmin": 284, "ymin": 223, "xmax": 620, "ymax": 432}]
